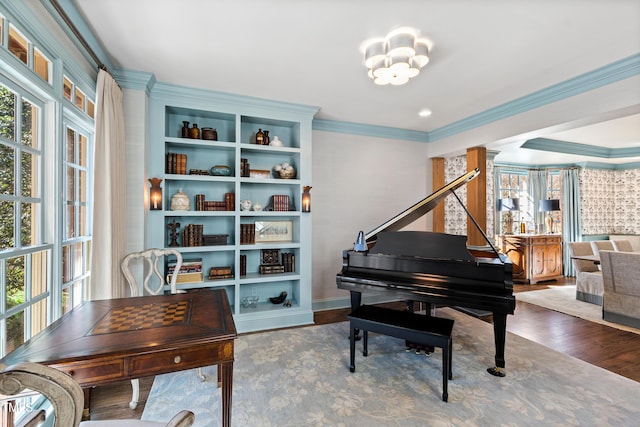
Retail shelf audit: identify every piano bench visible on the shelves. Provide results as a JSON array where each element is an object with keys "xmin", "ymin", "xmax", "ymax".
[{"xmin": 348, "ymin": 304, "xmax": 454, "ymax": 402}]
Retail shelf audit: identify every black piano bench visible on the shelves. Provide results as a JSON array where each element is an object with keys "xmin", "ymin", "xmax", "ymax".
[{"xmin": 348, "ymin": 304, "xmax": 454, "ymax": 402}]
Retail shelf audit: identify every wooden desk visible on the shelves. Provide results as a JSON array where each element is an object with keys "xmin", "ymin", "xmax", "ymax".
[{"xmin": 0, "ymin": 289, "xmax": 236, "ymax": 427}]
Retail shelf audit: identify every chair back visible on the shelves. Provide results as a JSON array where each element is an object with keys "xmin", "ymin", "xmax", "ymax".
[
  {"xmin": 611, "ymin": 239, "xmax": 634, "ymax": 252},
  {"xmin": 0, "ymin": 362, "xmax": 84, "ymax": 427},
  {"xmin": 0, "ymin": 363, "xmax": 195, "ymax": 427},
  {"xmin": 121, "ymin": 248, "xmax": 183, "ymax": 296},
  {"xmin": 590, "ymin": 240, "xmax": 614, "ymax": 259},
  {"xmin": 568, "ymin": 241, "xmax": 598, "ymax": 273}
]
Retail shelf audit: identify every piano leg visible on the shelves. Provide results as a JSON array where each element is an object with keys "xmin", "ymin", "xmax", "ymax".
[
  {"xmin": 350, "ymin": 291, "xmax": 362, "ymax": 341},
  {"xmin": 488, "ymin": 312, "xmax": 507, "ymax": 377}
]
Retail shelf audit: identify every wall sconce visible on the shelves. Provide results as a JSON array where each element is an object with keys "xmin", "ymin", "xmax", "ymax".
[
  {"xmin": 149, "ymin": 178, "xmax": 163, "ymax": 210},
  {"xmin": 301, "ymin": 186, "xmax": 312, "ymax": 212},
  {"xmin": 539, "ymin": 199, "xmax": 560, "ymax": 234}
]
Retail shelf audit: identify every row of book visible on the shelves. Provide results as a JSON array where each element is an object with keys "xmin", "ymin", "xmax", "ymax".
[
  {"xmin": 194, "ymin": 193, "xmax": 235, "ymax": 211},
  {"xmin": 182, "ymin": 224, "xmax": 204, "ymax": 247},
  {"xmin": 240, "ymin": 158, "xmax": 251, "ymax": 177},
  {"xmin": 167, "ymin": 254, "xmax": 295, "ymax": 282},
  {"xmin": 240, "ymin": 224, "xmax": 256, "ymax": 244},
  {"xmin": 166, "ymin": 152, "xmax": 187, "ymax": 174},
  {"xmin": 269, "ymin": 194, "xmax": 291, "ymax": 211}
]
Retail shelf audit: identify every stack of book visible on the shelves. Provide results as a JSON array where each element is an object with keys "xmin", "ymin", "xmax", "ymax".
[
  {"xmin": 240, "ymin": 224, "xmax": 255, "ymax": 244},
  {"xmin": 167, "ymin": 258, "xmax": 203, "ymax": 284},
  {"xmin": 166, "ymin": 152, "xmax": 187, "ymax": 174},
  {"xmin": 270, "ymin": 194, "xmax": 291, "ymax": 211},
  {"xmin": 208, "ymin": 266, "xmax": 233, "ymax": 280}
]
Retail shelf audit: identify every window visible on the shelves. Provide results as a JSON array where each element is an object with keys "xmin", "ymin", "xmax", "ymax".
[
  {"xmin": 0, "ymin": 9, "xmax": 96, "ymax": 357},
  {"xmin": 0, "ymin": 80, "xmax": 51, "ymax": 356},
  {"xmin": 62, "ymin": 124, "xmax": 92, "ymax": 314},
  {"xmin": 497, "ymin": 170, "xmax": 528, "ymax": 234}
]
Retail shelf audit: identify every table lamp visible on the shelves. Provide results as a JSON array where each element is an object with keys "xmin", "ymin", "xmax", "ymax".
[
  {"xmin": 498, "ymin": 198, "xmax": 519, "ymax": 234},
  {"xmin": 539, "ymin": 199, "xmax": 560, "ymax": 233}
]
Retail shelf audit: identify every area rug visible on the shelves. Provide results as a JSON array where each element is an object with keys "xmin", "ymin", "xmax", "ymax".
[
  {"xmin": 516, "ymin": 285, "xmax": 640, "ymax": 334},
  {"xmin": 142, "ymin": 307, "xmax": 640, "ymax": 426}
]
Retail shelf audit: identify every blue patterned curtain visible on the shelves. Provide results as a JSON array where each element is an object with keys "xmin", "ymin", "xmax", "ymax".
[
  {"xmin": 528, "ymin": 170, "xmax": 548, "ymax": 232},
  {"xmin": 562, "ymin": 168, "xmax": 581, "ymax": 276}
]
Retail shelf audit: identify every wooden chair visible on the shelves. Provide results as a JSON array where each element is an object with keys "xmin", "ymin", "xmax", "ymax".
[
  {"xmin": 0, "ymin": 362, "xmax": 194, "ymax": 427},
  {"xmin": 120, "ymin": 249, "xmax": 205, "ymax": 410}
]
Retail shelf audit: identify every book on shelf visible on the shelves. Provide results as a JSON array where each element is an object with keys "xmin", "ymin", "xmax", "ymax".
[
  {"xmin": 240, "ymin": 223, "xmax": 256, "ymax": 244},
  {"xmin": 167, "ymin": 258, "xmax": 204, "ymax": 283},
  {"xmin": 182, "ymin": 224, "xmax": 204, "ymax": 246},
  {"xmin": 269, "ymin": 194, "xmax": 291, "ymax": 211},
  {"xmin": 166, "ymin": 152, "xmax": 187, "ymax": 174}
]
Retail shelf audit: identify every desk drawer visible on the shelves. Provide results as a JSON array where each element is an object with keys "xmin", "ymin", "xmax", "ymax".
[
  {"xmin": 128, "ymin": 342, "xmax": 233, "ymax": 377},
  {"xmin": 52, "ymin": 358, "xmax": 124, "ymax": 385}
]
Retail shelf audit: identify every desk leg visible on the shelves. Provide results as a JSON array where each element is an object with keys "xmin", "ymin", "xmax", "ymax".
[
  {"xmin": 82, "ymin": 388, "xmax": 91, "ymax": 420},
  {"xmin": 220, "ymin": 361, "xmax": 233, "ymax": 427}
]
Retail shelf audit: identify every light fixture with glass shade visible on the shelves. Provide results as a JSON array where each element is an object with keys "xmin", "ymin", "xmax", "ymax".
[{"xmin": 363, "ymin": 27, "xmax": 430, "ymax": 86}]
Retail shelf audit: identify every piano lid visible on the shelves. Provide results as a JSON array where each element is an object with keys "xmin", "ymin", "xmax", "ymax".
[{"xmin": 364, "ymin": 168, "xmax": 480, "ymax": 243}]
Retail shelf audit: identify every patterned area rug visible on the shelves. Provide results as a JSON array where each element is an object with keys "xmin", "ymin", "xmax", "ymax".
[
  {"xmin": 142, "ymin": 307, "xmax": 640, "ymax": 426},
  {"xmin": 516, "ymin": 285, "xmax": 640, "ymax": 334}
]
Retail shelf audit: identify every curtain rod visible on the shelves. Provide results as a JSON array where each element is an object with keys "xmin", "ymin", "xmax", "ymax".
[{"xmin": 50, "ymin": 0, "xmax": 107, "ymax": 73}]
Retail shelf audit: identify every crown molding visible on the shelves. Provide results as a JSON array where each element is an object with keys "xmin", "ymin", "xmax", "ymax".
[
  {"xmin": 312, "ymin": 119, "xmax": 428, "ymax": 142},
  {"xmin": 429, "ymin": 53, "xmax": 640, "ymax": 142},
  {"xmin": 522, "ymin": 137, "xmax": 640, "ymax": 159}
]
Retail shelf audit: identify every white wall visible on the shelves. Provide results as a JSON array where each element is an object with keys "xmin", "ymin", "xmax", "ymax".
[
  {"xmin": 122, "ymin": 89, "xmax": 148, "ymax": 259},
  {"xmin": 311, "ymin": 130, "xmax": 431, "ymax": 309}
]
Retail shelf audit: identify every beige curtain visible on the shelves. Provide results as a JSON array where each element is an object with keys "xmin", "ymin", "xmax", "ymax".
[{"xmin": 90, "ymin": 69, "xmax": 126, "ymax": 300}]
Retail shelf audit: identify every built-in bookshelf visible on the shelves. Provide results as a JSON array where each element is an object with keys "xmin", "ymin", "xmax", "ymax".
[{"xmin": 147, "ymin": 89, "xmax": 317, "ymax": 332}]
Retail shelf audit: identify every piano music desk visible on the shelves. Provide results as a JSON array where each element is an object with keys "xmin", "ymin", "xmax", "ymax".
[{"xmin": 348, "ymin": 305, "xmax": 454, "ymax": 402}]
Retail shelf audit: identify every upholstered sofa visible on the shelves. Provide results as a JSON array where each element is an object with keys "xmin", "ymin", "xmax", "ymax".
[{"xmin": 599, "ymin": 250, "xmax": 640, "ymax": 329}]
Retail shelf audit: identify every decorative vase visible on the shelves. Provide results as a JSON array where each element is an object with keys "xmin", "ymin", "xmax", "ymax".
[
  {"xmin": 171, "ymin": 188, "xmax": 191, "ymax": 211},
  {"xmin": 269, "ymin": 136, "xmax": 283, "ymax": 147},
  {"xmin": 181, "ymin": 121, "xmax": 190, "ymax": 138},
  {"xmin": 189, "ymin": 123, "xmax": 200, "ymax": 139},
  {"xmin": 263, "ymin": 130, "xmax": 270, "ymax": 145},
  {"xmin": 255, "ymin": 129, "xmax": 265, "ymax": 145}
]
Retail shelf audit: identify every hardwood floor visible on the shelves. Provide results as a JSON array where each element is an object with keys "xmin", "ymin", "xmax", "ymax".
[{"xmin": 88, "ymin": 277, "xmax": 640, "ymax": 420}]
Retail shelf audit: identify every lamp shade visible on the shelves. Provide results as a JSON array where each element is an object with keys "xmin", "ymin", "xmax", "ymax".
[
  {"xmin": 498, "ymin": 198, "xmax": 519, "ymax": 211},
  {"xmin": 539, "ymin": 199, "xmax": 560, "ymax": 212}
]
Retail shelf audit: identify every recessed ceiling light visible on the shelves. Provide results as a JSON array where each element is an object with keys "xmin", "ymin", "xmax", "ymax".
[{"xmin": 418, "ymin": 109, "xmax": 432, "ymax": 117}]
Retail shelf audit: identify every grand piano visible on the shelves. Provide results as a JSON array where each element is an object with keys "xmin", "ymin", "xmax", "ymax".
[{"xmin": 336, "ymin": 168, "xmax": 515, "ymax": 377}]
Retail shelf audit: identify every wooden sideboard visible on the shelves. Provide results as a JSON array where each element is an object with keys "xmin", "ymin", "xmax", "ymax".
[{"xmin": 497, "ymin": 234, "xmax": 563, "ymax": 284}]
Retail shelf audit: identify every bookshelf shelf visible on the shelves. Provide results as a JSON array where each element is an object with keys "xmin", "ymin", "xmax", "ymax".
[{"xmin": 148, "ymin": 92, "xmax": 316, "ymax": 333}]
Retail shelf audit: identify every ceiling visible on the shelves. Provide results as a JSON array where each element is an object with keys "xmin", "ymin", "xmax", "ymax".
[{"xmin": 70, "ymin": 0, "xmax": 640, "ymax": 166}]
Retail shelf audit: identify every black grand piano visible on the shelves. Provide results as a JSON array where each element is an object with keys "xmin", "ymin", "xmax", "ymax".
[{"xmin": 336, "ymin": 168, "xmax": 515, "ymax": 377}]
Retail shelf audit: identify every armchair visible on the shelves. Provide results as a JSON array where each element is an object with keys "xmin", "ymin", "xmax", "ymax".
[
  {"xmin": 0, "ymin": 362, "xmax": 194, "ymax": 427},
  {"xmin": 600, "ymin": 250, "xmax": 640, "ymax": 329},
  {"xmin": 568, "ymin": 241, "xmax": 603, "ymax": 305}
]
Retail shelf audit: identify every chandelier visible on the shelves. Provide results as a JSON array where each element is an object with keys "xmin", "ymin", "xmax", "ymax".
[{"xmin": 363, "ymin": 27, "xmax": 430, "ymax": 86}]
